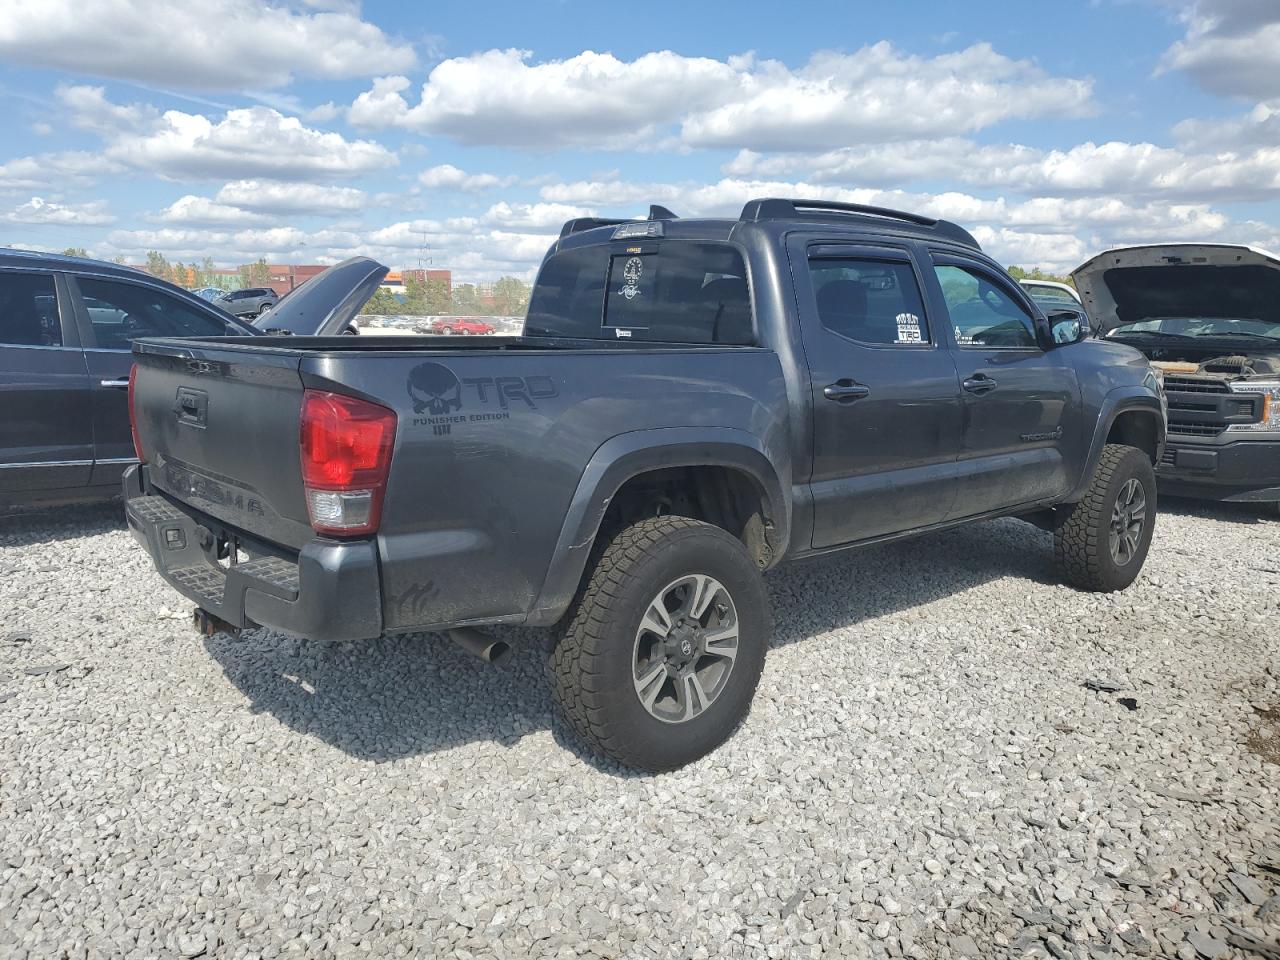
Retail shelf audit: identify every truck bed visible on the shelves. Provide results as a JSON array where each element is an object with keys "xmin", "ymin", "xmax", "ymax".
[{"xmin": 129, "ymin": 334, "xmax": 789, "ymax": 637}]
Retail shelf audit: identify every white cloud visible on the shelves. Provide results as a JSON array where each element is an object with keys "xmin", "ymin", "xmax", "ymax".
[
  {"xmin": 348, "ymin": 51, "xmax": 737, "ymax": 147},
  {"xmin": 724, "ymin": 133, "xmax": 1280, "ymax": 202},
  {"xmin": 418, "ymin": 164, "xmax": 517, "ymax": 192},
  {"xmin": 0, "ymin": 151, "xmax": 122, "ymax": 189},
  {"xmin": 3, "ymin": 196, "xmax": 115, "ymax": 226},
  {"xmin": 1160, "ymin": 0, "xmax": 1280, "ymax": 100},
  {"xmin": 155, "ymin": 196, "xmax": 271, "ymax": 226},
  {"xmin": 104, "ymin": 225, "xmax": 364, "ymax": 262},
  {"xmin": 1172, "ymin": 99, "xmax": 1280, "ymax": 149},
  {"xmin": 56, "ymin": 88, "xmax": 397, "ymax": 182},
  {"xmin": 347, "ymin": 44, "xmax": 1094, "ymax": 150},
  {"xmin": 56, "ymin": 84, "xmax": 157, "ymax": 135},
  {"xmin": 0, "ymin": 0, "xmax": 415, "ymax": 90},
  {"xmin": 214, "ymin": 180, "xmax": 368, "ymax": 214},
  {"xmin": 680, "ymin": 44, "xmax": 1094, "ymax": 150},
  {"xmin": 110, "ymin": 107, "xmax": 395, "ymax": 181},
  {"xmin": 482, "ymin": 201, "xmax": 592, "ymax": 231}
]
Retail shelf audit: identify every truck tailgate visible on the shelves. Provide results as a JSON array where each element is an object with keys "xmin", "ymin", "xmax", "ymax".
[{"xmin": 132, "ymin": 341, "xmax": 314, "ymax": 550}]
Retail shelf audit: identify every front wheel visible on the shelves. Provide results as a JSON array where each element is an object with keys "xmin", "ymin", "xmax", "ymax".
[
  {"xmin": 551, "ymin": 516, "xmax": 770, "ymax": 772},
  {"xmin": 1053, "ymin": 443, "xmax": 1157, "ymax": 592}
]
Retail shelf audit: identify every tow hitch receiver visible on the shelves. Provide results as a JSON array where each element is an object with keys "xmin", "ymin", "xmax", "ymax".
[{"xmin": 193, "ymin": 607, "xmax": 240, "ymax": 638}]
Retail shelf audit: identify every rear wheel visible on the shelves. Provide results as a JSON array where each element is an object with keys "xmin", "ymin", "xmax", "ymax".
[
  {"xmin": 440, "ymin": 325, "xmax": 454, "ymax": 335},
  {"xmin": 1053, "ymin": 443, "xmax": 1156, "ymax": 592},
  {"xmin": 551, "ymin": 516, "xmax": 770, "ymax": 772}
]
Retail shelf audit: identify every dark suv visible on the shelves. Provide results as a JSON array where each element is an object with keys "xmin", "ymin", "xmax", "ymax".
[
  {"xmin": 0, "ymin": 249, "xmax": 254, "ymax": 507},
  {"xmin": 215, "ymin": 287, "xmax": 279, "ymax": 319}
]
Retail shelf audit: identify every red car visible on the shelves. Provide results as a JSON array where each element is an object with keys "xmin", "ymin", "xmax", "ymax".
[{"xmin": 431, "ymin": 317, "xmax": 495, "ymax": 336}]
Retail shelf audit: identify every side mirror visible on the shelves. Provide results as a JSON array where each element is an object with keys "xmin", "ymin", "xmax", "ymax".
[{"xmin": 1047, "ymin": 309, "xmax": 1089, "ymax": 346}]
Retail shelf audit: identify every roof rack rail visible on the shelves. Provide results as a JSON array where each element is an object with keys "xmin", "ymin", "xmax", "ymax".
[
  {"xmin": 739, "ymin": 198, "xmax": 979, "ymax": 249},
  {"xmin": 558, "ymin": 205, "xmax": 681, "ymax": 239}
]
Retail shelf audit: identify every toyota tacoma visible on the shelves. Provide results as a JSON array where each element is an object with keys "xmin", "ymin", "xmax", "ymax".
[{"xmin": 124, "ymin": 199, "xmax": 1166, "ymax": 771}]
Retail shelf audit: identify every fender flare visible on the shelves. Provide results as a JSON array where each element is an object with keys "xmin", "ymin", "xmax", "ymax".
[
  {"xmin": 525, "ymin": 427, "xmax": 789, "ymax": 626},
  {"xmin": 1064, "ymin": 386, "xmax": 1166, "ymax": 502}
]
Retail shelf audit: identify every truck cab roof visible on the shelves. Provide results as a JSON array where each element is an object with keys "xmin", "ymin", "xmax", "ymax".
[{"xmin": 552, "ymin": 198, "xmax": 981, "ymax": 255}]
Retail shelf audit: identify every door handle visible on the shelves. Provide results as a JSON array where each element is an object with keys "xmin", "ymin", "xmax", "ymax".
[
  {"xmin": 823, "ymin": 379, "xmax": 871, "ymax": 402},
  {"xmin": 100, "ymin": 379, "xmax": 131, "ymax": 389},
  {"xmin": 962, "ymin": 374, "xmax": 998, "ymax": 394}
]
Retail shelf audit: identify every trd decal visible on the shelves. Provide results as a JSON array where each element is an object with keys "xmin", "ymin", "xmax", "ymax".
[{"xmin": 406, "ymin": 362, "xmax": 559, "ymax": 432}]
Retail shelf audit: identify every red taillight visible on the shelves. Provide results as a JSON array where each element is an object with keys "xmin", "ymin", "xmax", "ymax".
[
  {"xmin": 127, "ymin": 364, "xmax": 145, "ymax": 463},
  {"xmin": 299, "ymin": 390, "xmax": 396, "ymax": 535}
]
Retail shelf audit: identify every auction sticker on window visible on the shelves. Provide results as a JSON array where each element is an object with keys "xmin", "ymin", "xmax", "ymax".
[{"xmin": 895, "ymin": 312, "xmax": 923, "ymax": 343}]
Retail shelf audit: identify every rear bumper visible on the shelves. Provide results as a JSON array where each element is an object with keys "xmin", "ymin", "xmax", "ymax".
[
  {"xmin": 123, "ymin": 465, "xmax": 383, "ymax": 641},
  {"xmin": 1156, "ymin": 436, "xmax": 1280, "ymax": 502}
]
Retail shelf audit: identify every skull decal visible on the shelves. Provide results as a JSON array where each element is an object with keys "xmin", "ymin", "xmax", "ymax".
[{"xmin": 407, "ymin": 362, "xmax": 463, "ymax": 416}]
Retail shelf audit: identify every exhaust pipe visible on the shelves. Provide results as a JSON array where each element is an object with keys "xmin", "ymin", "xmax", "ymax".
[
  {"xmin": 193, "ymin": 607, "xmax": 240, "ymax": 638},
  {"xmin": 448, "ymin": 627, "xmax": 513, "ymax": 666}
]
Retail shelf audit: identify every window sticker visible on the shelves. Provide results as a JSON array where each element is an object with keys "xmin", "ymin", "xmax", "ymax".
[
  {"xmin": 955, "ymin": 326, "xmax": 975, "ymax": 345},
  {"xmin": 620, "ymin": 257, "xmax": 644, "ymax": 300},
  {"xmin": 895, "ymin": 312, "xmax": 923, "ymax": 343}
]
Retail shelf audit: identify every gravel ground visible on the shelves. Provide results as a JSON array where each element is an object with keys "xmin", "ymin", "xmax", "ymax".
[{"xmin": 1, "ymin": 498, "xmax": 1278, "ymax": 960}]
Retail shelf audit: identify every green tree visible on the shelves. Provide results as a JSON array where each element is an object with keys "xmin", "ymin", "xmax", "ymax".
[
  {"xmin": 240, "ymin": 258, "xmax": 271, "ymax": 287},
  {"xmin": 490, "ymin": 276, "xmax": 531, "ymax": 317},
  {"xmin": 146, "ymin": 250, "xmax": 172, "ymax": 279},
  {"xmin": 361, "ymin": 287, "xmax": 401, "ymax": 315},
  {"xmin": 61, "ymin": 246, "xmax": 88, "ymax": 258},
  {"xmin": 198, "ymin": 257, "xmax": 217, "ymax": 287},
  {"xmin": 424, "ymin": 277, "xmax": 452, "ymax": 314},
  {"xmin": 402, "ymin": 273, "xmax": 451, "ymax": 315},
  {"xmin": 1007, "ymin": 265, "xmax": 1074, "ymax": 286},
  {"xmin": 451, "ymin": 283, "xmax": 480, "ymax": 314}
]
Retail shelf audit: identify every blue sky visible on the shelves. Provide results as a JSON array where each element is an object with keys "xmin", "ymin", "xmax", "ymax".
[{"xmin": 1, "ymin": 0, "xmax": 1278, "ymax": 279}]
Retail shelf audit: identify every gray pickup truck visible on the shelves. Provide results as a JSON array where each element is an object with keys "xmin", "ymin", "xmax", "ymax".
[{"xmin": 124, "ymin": 199, "xmax": 1166, "ymax": 771}]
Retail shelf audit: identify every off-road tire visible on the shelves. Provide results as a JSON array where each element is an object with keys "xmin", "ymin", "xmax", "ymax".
[
  {"xmin": 551, "ymin": 516, "xmax": 770, "ymax": 772},
  {"xmin": 1053, "ymin": 443, "xmax": 1156, "ymax": 592}
]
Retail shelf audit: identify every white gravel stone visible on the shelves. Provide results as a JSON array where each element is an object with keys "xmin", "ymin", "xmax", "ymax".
[{"xmin": 1, "ymin": 498, "xmax": 1278, "ymax": 959}]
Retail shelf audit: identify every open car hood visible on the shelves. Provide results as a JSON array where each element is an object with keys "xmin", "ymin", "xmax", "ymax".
[
  {"xmin": 252, "ymin": 256, "xmax": 388, "ymax": 336},
  {"xmin": 1071, "ymin": 243, "xmax": 1280, "ymax": 335}
]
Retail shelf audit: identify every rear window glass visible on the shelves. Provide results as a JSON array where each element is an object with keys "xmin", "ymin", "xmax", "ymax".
[
  {"xmin": 809, "ymin": 258, "xmax": 930, "ymax": 345},
  {"xmin": 525, "ymin": 241, "xmax": 753, "ymax": 344}
]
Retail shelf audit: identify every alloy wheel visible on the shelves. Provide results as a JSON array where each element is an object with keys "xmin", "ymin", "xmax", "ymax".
[{"xmin": 632, "ymin": 574, "xmax": 739, "ymax": 724}]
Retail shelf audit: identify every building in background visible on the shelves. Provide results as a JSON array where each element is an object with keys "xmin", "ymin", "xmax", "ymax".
[
  {"xmin": 381, "ymin": 268, "xmax": 452, "ymax": 295},
  {"xmin": 260, "ymin": 264, "xmax": 326, "ymax": 296}
]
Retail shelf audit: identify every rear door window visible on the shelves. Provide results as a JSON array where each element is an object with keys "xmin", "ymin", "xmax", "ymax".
[
  {"xmin": 526, "ymin": 240, "xmax": 753, "ymax": 344},
  {"xmin": 77, "ymin": 277, "xmax": 238, "ymax": 349},
  {"xmin": 808, "ymin": 258, "xmax": 929, "ymax": 345},
  {"xmin": 0, "ymin": 272, "xmax": 61, "ymax": 346}
]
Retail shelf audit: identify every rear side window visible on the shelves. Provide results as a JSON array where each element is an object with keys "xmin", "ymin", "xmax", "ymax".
[
  {"xmin": 0, "ymin": 272, "xmax": 61, "ymax": 346},
  {"xmin": 525, "ymin": 241, "xmax": 753, "ymax": 344},
  {"xmin": 79, "ymin": 278, "xmax": 236, "ymax": 349},
  {"xmin": 809, "ymin": 258, "xmax": 929, "ymax": 345}
]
